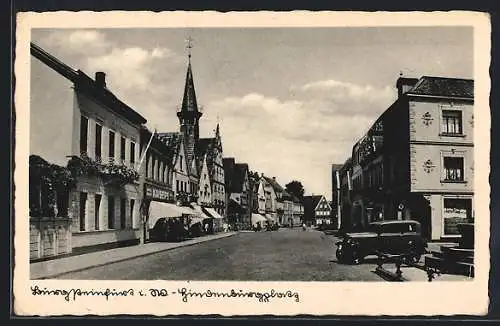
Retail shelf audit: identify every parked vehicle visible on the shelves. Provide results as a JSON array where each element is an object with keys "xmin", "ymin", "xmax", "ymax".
[
  {"xmin": 335, "ymin": 220, "xmax": 428, "ymax": 264},
  {"xmin": 149, "ymin": 217, "xmax": 186, "ymax": 242}
]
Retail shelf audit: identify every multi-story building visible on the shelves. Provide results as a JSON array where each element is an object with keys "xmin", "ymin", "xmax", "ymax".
[
  {"xmin": 140, "ymin": 127, "xmax": 176, "ymax": 241},
  {"xmin": 257, "ymin": 175, "xmax": 284, "ymax": 223},
  {"xmin": 303, "ymin": 195, "xmax": 333, "ymax": 226},
  {"xmin": 30, "ymin": 42, "xmax": 147, "ymax": 255},
  {"xmin": 281, "ymin": 191, "xmax": 302, "ymax": 227},
  {"xmin": 196, "ymin": 125, "xmax": 226, "ymax": 218},
  {"xmin": 157, "ymin": 132, "xmax": 194, "ymax": 203},
  {"xmin": 198, "ymin": 153, "xmax": 213, "ymax": 207},
  {"xmin": 157, "ymin": 47, "xmax": 225, "ymax": 221},
  {"xmin": 292, "ymin": 196, "xmax": 304, "ymax": 225},
  {"xmin": 340, "ymin": 75, "xmax": 474, "ymax": 241},
  {"xmin": 338, "ymin": 157, "xmax": 353, "ymax": 231},
  {"xmin": 223, "ymin": 158, "xmax": 251, "ymax": 226},
  {"xmin": 350, "ymin": 117, "xmax": 385, "ymax": 230}
]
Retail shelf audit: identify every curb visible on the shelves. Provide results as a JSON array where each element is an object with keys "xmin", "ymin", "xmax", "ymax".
[{"xmin": 33, "ymin": 232, "xmax": 238, "ymax": 280}]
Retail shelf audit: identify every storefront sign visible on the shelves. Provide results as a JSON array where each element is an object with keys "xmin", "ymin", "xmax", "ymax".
[
  {"xmin": 444, "ymin": 207, "xmax": 467, "ymax": 218},
  {"xmin": 144, "ymin": 184, "xmax": 174, "ymax": 202}
]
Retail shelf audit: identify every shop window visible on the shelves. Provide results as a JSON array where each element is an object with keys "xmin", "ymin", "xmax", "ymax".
[
  {"xmin": 443, "ymin": 198, "xmax": 472, "ymax": 236},
  {"xmin": 441, "ymin": 110, "xmax": 463, "ymax": 135},
  {"xmin": 94, "ymin": 194, "xmax": 101, "ymax": 231},
  {"xmin": 108, "ymin": 196, "xmax": 115, "ymax": 229},
  {"xmin": 80, "ymin": 115, "xmax": 88, "ymax": 155},
  {"xmin": 443, "ymin": 157, "xmax": 464, "ymax": 182}
]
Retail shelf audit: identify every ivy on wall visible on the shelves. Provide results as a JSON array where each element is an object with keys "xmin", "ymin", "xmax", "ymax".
[
  {"xmin": 29, "ymin": 155, "xmax": 76, "ymax": 217},
  {"xmin": 30, "ymin": 154, "xmax": 140, "ymax": 217}
]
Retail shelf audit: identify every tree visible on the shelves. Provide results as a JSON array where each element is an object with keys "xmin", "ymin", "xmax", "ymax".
[{"xmin": 285, "ymin": 180, "xmax": 305, "ymax": 200}]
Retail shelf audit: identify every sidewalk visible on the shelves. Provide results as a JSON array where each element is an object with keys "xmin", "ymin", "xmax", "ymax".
[
  {"xmin": 31, "ymin": 231, "xmax": 238, "ymax": 279},
  {"xmin": 377, "ymin": 264, "xmax": 473, "ymax": 282},
  {"xmin": 375, "ymin": 244, "xmax": 473, "ymax": 282}
]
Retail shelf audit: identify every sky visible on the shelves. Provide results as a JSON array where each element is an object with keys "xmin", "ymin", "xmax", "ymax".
[{"xmin": 31, "ymin": 27, "xmax": 473, "ymax": 200}]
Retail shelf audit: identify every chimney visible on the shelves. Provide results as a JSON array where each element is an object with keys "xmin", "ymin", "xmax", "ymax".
[
  {"xmin": 272, "ymin": 177, "xmax": 276, "ymax": 181},
  {"xmin": 95, "ymin": 71, "xmax": 106, "ymax": 88},
  {"xmin": 396, "ymin": 76, "xmax": 419, "ymax": 98}
]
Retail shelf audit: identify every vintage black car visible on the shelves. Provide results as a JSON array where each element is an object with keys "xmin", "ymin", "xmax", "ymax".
[
  {"xmin": 335, "ymin": 220, "xmax": 428, "ymax": 264},
  {"xmin": 149, "ymin": 217, "xmax": 186, "ymax": 242}
]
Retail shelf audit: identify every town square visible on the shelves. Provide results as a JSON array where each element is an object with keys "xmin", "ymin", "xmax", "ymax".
[{"xmin": 28, "ymin": 26, "xmax": 475, "ymax": 282}]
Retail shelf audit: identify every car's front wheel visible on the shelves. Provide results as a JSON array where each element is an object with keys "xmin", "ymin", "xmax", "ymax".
[{"xmin": 336, "ymin": 246, "xmax": 345, "ymax": 262}]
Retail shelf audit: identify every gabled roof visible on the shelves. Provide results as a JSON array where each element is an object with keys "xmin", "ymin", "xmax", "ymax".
[
  {"xmin": 157, "ymin": 132, "xmax": 183, "ymax": 165},
  {"xmin": 303, "ymin": 195, "xmax": 323, "ymax": 213},
  {"xmin": 232, "ymin": 164, "xmax": 249, "ymax": 193},
  {"xmin": 223, "ymin": 158, "xmax": 236, "ymax": 188},
  {"xmin": 263, "ymin": 176, "xmax": 284, "ymax": 193},
  {"xmin": 140, "ymin": 127, "xmax": 175, "ymax": 165},
  {"xmin": 407, "ymin": 76, "xmax": 474, "ymax": 99},
  {"xmin": 196, "ymin": 138, "xmax": 214, "ymax": 158},
  {"xmin": 223, "ymin": 158, "xmax": 249, "ymax": 193},
  {"xmin": 282, "ymin": 191, "xmax": 293, "ymax": 201}
]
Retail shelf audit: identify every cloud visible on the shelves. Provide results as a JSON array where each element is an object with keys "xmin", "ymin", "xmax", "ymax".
[
  {"xmin": 37, "ymin": 29, "xmax": 178, "ymax": 95},
  {"xmin": 292, "ymin": 79, "xmax": 396, "ymax": 105},
  {"xmin": 205, "ymin": 88, "xmax": 391, "ymax": 196},
  {"xmin": 85, "ymin": 47, "xmax": 171, "ymax": 90},
  {"xmin": 40, "ymin": 30, "xmax": 111, "ymax": 55}
]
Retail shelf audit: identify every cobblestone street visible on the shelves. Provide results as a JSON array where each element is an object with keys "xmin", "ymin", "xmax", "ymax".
[{"xmin": 55, "ymin": 229, "xmax": 382, "ymax": 281}]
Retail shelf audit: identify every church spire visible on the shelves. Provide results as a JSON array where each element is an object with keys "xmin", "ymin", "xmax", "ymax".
[
  {"xmin": 177, "ymin": 36, "xmax": 202, "ymax": 168},
  {"xmin": 215, "ymin": 113, "xmax": 220, "ymax": 136},
  {"xmin": 180, "ymin": 36, "xmax": 198, "ymax": 113}
]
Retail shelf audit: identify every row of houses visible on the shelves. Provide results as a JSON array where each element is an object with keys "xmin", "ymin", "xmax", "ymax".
[
  {"xmin": 29, "ymin": 42, "xmax": 310, "ymax": 260},
  {"xmin": 331, "ymin": 74, "xmax": 474, "ymax": 241},
  {"xmin": 29, "ymin": 41, "xmax": 242, "ymax": 259}
]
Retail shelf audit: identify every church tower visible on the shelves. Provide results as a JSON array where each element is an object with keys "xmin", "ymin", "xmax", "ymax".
[{"xmin": 177, "ymin": 37, "xmax": 202, "ymax": 166}]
